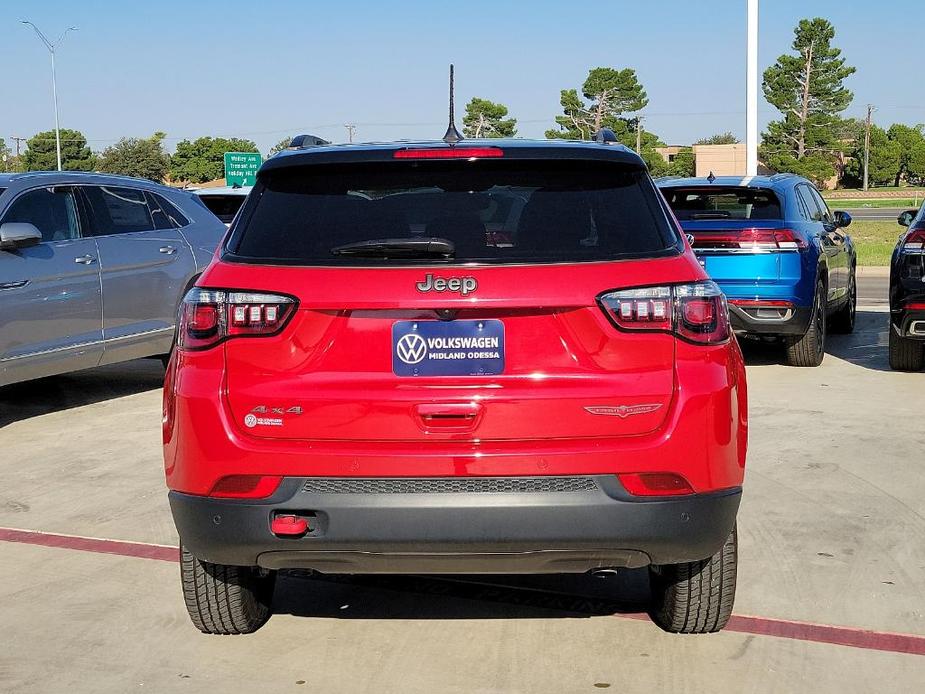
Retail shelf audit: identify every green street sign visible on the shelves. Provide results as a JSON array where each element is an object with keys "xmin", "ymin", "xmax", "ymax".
[{"xmin": 224, "ymin": 152, "xmax": 262, "ymax": 187}]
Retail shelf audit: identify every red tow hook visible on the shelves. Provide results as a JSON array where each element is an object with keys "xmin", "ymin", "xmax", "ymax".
[{"xmin": 271, "ymin": 514, "xmax": 309, "ymax": 537}]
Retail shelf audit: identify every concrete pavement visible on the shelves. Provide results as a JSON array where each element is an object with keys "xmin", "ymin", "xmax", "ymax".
[{"xmin": 1, "ymin": 276, "xmax": 923, "ymax": 693}]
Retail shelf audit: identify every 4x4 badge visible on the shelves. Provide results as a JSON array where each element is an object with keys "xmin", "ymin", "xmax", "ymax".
[{"xmin": 584, "ymin": 404, "xmax": 663, "ymax": 419}]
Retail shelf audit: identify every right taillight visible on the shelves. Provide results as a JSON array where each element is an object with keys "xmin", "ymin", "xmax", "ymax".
[
  {"xmin": 177, "ymin": 288, "xmax": 297, "ymax": 351},
  {"xmin": 902, "ymin": 227, "xmax": 925, "ymax": 254},
  {"xmin": 599, "ymin": 281, "xmax": 731, "ymax": 345}
]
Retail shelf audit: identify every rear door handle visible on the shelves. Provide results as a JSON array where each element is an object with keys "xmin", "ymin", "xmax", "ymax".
[
  {"xmin": 74, "ymin": 255, "xmax": 96, "ymax": 265},
  {"xmin": 159, "ymin": 245, "xmax": 177, "ymax": 255}
]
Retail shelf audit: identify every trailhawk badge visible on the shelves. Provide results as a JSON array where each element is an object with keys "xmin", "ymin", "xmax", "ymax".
[{"xmin": 584, "ymin": 404, "xmax": 664, "ymax": 419}]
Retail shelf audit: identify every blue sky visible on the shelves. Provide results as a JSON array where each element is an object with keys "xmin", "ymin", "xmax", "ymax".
[{"xmin": 2, "ymin": 0, "xmax": 922, "ymax": 155}]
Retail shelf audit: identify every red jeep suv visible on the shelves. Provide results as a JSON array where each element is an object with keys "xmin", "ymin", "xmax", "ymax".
[{"xmin": 163, "ymin": 137, "xmax": 748, "ymax": 635}]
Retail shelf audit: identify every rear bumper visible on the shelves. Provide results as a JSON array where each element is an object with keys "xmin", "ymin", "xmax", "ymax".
[
  {"xmin": 728, "ymin": 303, "xmax": 812, "ymax": 336},
  {"xmin": 170, "ymin": 476, "xmax": 741, "ymax": 573}
]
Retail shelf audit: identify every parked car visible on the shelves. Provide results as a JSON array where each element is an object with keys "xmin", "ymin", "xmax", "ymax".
[
  {"xmin": 0, "ymin": 172, "xmax": 226, "ymax": 387},
  {"xmin": 192, "ymin": 185, "xmax": 251, "ymax": 226},
  {"xmin": 890, "ymin": 206, "xmax": 925, "ymax": 370},
  {"xmin": 658, "ymin": 175, "xmax": 857, "ymax": 367},
  {"xmin": 164, "ymin": 135, "xmax": 748, "ymax": 635}
]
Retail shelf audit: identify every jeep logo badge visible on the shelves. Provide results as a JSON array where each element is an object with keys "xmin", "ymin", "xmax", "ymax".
[{"xmin": 416, "ymin": 273, "xmax": 477, "ymax": 296}]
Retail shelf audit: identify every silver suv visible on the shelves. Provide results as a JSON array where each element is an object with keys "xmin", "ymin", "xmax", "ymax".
[{"xmin": 0, "ymin": 172, "xmax": 226, "ymax": 387}]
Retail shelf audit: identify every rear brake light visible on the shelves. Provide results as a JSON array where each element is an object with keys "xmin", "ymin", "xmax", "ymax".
[
  {"xmin": 619, "ymin": 473, "xmax": 693, "ymax": 497},
  {"xmin": 209, "ymin": 475, "xmax": 282, "ymax": 499},
  {"xmin": 178, "ymin": 289, "xmax": 296, "ymax": 350},
  {"xmin": 902, "ymin": 228, "xmax": 925, "ymax": 254},
  {"xmin": 906, "ymin": 302, "xmax": 925, "ymax": 310},
  {"xmin": 599, "ymin": 281, "xmax": 731, "ymax": 345},
  {"xmin": 393, "ymin": 147, "xmax": 504, "ymax": 159},
  {"xmin": 689, "ymin": 228, "xmax": 807, "ymax": 251}
]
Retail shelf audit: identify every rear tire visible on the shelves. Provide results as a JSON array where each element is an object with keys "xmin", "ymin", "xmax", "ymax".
[
  {"xmin": 889, "ymin": 328, "xmax": 925, "ymax": 371},
  {"xmin": 180, "ymin": 544, "xmax": 276, "ymax": 635},
  {"xmin": 830, "ymin": 270, "xmax": 856, "ymax": 334},
  {"xmin": 786, "ymin": 281, "xmax": 826, "ymax": 367},
  {"xmin": 649, "ymin": 526, "xmax": 737, "ymax": 634}
]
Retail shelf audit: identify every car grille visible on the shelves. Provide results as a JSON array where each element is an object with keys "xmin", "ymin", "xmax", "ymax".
[{"xmin": 300, "ymin": 477, "xmax": 598, "ymax": 495}]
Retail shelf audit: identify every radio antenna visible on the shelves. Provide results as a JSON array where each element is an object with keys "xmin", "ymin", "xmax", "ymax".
[{"xmin": 442, "ymin": 64, "xmax": 463, "ymax": 144}]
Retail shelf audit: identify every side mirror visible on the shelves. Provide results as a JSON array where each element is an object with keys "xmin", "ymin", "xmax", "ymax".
[
  {"xmin": 897, "ymin": 209, "xmax": 917, "ymax": 228},
  {"xmin": 0, "ymin": 222, "xmax": 43, "ymax": 250},
  {"xmin": 832, "ymin": 210, "xmax": 852, "ymax": 229}
]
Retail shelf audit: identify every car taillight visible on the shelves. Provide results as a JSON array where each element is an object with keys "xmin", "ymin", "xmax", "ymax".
[
  {"xmin": 689, "ymin": 228, "xmax": 807, "ymax": 251},
  {"xmin": 177, "ymin": 289, "xmax": 296, "ymax": 350},
  {"xmin": 902, "ymin": 227, "xmax": 925, "ymax": 254},
  {"xmin": 393, "ymin": 147, "xmax": 504, "ymax": 159},
  {"xmin": 599, "ymin": 281, "xmax": 730, "ymax": 345}
]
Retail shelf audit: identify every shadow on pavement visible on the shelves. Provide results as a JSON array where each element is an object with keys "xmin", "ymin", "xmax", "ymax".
[
  {"xmin": 739, "ymin": 310, "xmax": 890, "ymax": 372},
  {"xmin": 273, "ymin": 569, "xmax": 652, "ymax": 620},
  {"xmin": 0, "ymin": 358, "xmax": 165, "ymax": 428}
]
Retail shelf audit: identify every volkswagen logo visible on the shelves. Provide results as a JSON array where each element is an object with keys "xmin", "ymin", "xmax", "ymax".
[{"xmin": 396, "ymin": 333, "xmax": 427, "ymax": 365}]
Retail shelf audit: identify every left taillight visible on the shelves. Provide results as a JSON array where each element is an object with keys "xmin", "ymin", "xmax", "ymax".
[
  {"xmin": 599, "ymin": 280, "xmax": 731, "ymax": 345},
  {"xmin": 177, "ymin": 289, "xmax": 297, "ymax": 351}
]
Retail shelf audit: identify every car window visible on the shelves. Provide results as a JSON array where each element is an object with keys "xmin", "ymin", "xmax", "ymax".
[
  {"xmin": 144, "ymin": 191, "xmax": 189, "ymax": 230},
  {"xmin": 82, "ymin": 186, "xmax": 155, "ymax": 236},
  {"xmin": 797, "ymin": 186, "xmax": 823, "ymax": 222},
  {"xmin": 197, "ymin": 194, "xmax": 246, "ymax": 224},
  {"xmin": 228, "ymin": 160, "xmax": 676, "ymax": 265},
  {"xmin": 661, "ymin": 187, "xmax": 782, "ymax": 220},
  {"xmin": 1, "ymin": 186, "xmax": 80, "ymax": 242},
  {"xmin": 808, "ymin": 187, "xmax": 833, "ymax": 224}
]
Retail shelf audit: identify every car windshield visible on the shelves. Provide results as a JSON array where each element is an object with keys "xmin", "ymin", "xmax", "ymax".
[
  {"xmin": 227, "ymin": 160, "xmax": 677, "ymax": 265},
  {"xmin": 662, "ymin": 187, "xmax": 783, "ymax": 221}
]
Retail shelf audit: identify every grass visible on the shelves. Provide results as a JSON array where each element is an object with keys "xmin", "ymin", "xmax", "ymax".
[
  {"xmin": 850, "ymin": 219, "xmax": 902, "ymax": 266},
  {"xmin": 830, "ymin": 198, "xmax": 921, "ymax": 209}
]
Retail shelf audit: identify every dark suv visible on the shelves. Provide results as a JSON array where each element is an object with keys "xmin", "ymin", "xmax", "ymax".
[
  {"xmin": 164, "ymin": 137, "xmax": 748, "ymax": 635},
  {"xmin": 891, "ymin": 206, "xmax": 925, "ymax": 370}
]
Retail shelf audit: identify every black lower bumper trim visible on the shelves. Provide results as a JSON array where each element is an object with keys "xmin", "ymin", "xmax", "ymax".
[
  {"xmin": 169, "ymin": 476, "xmax": 741, "ymax": 573},
  {"xmin": 729, "ymin": 304, "xmax": 812, "ymax": 336}
]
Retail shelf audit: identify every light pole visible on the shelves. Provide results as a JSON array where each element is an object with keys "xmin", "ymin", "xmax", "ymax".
[
  {"xmin": 746, "ymin": 0, "xmax": 759, "ymax": 177},
  {"xmin": 21, "ymin": 21, "xmax": 78, "ymax": 172}
]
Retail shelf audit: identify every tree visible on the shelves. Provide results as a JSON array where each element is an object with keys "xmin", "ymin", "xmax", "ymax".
[
  {"xmin": 842, "ymin": 124, "xmax": 901, "ymax": 187},
  {"xmin": 761, "ymin": 18, "xmax": 855, "ymax": 184},
  {"xmin": 22, "ymin": 129, "xmax": 95, "ymax": 172},
  {"xmin": 546, "ymin": 67, "xmax": 648, "ymax": 140},
  {"xmin": 97, "ymin": 132, "xmax": 170, "ymax": 182},
  {"xmin": 0, "ymin": 138, "xmax": 13, "ymax": 172},
  {"xmin": 664, "ymin": 147, "xmax": 696, "ymax": 177},
  {"xmin": 695, "ymin": 132, "xmax": 739, "ymax": 145},
  {"xmin": 463, "ymin": 98, "xmax": 517, "ymax": 138},
  {"xmin": 168, "ymin": 136, "xmax": 259, "ymax": 183},
  {"xmin": 268, "ymin": 137, "xmax": 292, "ymax": 157},
  {"xmin": 886, "ymin": 124, "xmax": 925, "ymax": 185}
]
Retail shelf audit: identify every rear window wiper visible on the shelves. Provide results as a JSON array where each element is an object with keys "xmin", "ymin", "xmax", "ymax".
[{"xmin": 330, "ymin": 237, "xmax": 456, "ymax": 259}]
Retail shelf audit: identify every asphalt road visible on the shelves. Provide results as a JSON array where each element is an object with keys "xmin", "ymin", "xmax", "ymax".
[
  {"xmin": 1, "ymin": 273, "xmax": 922, "ymax": 693},
  {"xmin": 843, "ymin": 206, "xmax": 907, "ymax": 221}
]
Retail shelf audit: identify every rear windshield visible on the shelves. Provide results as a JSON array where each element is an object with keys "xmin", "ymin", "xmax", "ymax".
[
  {"xmin": 227, "ymin": 160, "xmax": 677, "ymax": 265},
  {"xmin": 662, "ymin": 187, "xmax": 783, "ymax": 221},
  {"xmin": 198, "ymin": 194, "xmax": 247, "ymax": 224}
]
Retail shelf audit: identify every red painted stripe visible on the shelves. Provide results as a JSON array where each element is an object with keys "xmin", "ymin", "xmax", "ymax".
[
  {"xmin": 2, "ymin": 526, "xmax": 924, "ymax": 657},
  {"xmin": 0, "ymin": 528, "xmax": 177, "ymax": 563}
]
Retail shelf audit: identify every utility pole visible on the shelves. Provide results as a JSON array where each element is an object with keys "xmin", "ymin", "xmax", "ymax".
[
  {"xmin": 10, "ymin": 136, "xmax": 27, "ymax": 158},
  {"xmin": 863, "ymin": 104, "xmax": 875, "ymax": 192},
  {"xmin": 21, "ymin": 21, "xmax": 78, "ymax": 171},
  {"xmin": 635, "ymin": 116, "xmax": 644, "ymax": 154},
  {"xmin": 746, "ymin": 0, "xmax": 759, "ymax": 176},
  {"xmin": 344, "ymin": 124, "xmax": 356, "ymax": 143}
]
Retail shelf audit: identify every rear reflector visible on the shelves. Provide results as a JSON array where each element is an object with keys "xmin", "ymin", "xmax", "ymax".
[
  {"xmin": 393, "ymin": 147, "xmax": 504, "ymax": 160},
  {"xmin": 728, "ymin": 299, "xmax": 795, "ymax": 308},
  {"xmin": 619, "ymin": 473, "xmax": 694, "ymax": 497},
  {"xmin": 599, "ymin": 281, "xmax": 730, "ymax": 345},
  {"xmin": 208, "ymin": 475, "xmax": 282, "ymax": 499},
  {"xmin": 906, "ymin": 302, "xmax": 925, "ymax": 310},
  {"xmin": 689, "ymin": 228, "xmax": 807, "ymax": 251}
]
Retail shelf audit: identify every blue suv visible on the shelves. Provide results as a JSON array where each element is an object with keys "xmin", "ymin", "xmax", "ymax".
[{"xmin": 659, "ymin": 175, "xmax": 857, "ymax": 367}]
